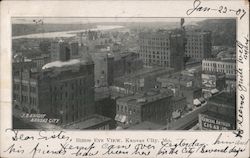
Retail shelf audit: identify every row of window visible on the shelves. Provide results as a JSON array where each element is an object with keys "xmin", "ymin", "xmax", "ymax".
[
  {"xmin": 140, "ymin": 46, "xmax": 170, "ymax": 50},
  {"xmin": 203, "ymin": 63, "xmax": 235, "ymax": 69},
  {"xmin": 141, "ymin": 55, "xmax": 169, "ymax": 60},
  {"xmin": 51, "ymin": 89, "xmax": 87, "ymax": 101},
  {"xmin": 117, "ymin": 104, "xmax": 138, "ymax": 114},
  {"xmin": 13, "ymin": 84, "xmax": 36, "ymax": 93},
  {"xmin": 202, "ymin": 68, "xmax": 235, "ymax": 74},
  {"xmin": 146, "ymin": 59, "xmax": 169, "ymax": 66}
]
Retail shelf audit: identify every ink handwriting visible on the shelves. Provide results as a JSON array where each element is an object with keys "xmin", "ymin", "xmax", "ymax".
[{"xmin": 186, "ymin": 0, "xmax": 246, "ymax": 19}]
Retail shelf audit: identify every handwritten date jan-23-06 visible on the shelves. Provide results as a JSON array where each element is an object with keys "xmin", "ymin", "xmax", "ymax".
[{"xmin": 186, "ymin": 0, "xmax": 247, "ymax": 20}]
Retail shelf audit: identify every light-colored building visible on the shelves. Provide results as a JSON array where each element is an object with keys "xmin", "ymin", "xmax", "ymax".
[
  {"xmin": 138, "ymin": 29, "xmax": 185, "ymax": 71},
  {"xmin": 202, "ymin": 58, "xmax": 236, "ymax": 78},
  {"xmin": 185, "ymin": 30, "xmax": 212, "ymax": 61}
]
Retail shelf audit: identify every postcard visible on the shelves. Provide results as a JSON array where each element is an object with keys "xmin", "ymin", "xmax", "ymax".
[{"xmin": 0, "ymin": 0, "xmax": 249, "ymax": 157}]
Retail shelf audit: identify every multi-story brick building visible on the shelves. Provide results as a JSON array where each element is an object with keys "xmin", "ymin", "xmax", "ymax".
[
  {"xmin": 115, "ymin": 88, "xmax": 173, "ymax": 129},
  {"xmin": 185, "ymin": 30, "xmax": 212, "ymax": 61},
  {"xmin": 138, "ymin": 29, "xmax": 185, "ymax": 71},
  {"xmin": 13, "ymin": 47, "xmax": 95, "ymax": 125}
]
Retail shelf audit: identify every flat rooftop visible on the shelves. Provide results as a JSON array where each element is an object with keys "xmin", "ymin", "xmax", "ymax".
[
  {"xmin": 208, "ymin": 92, "xmax": 236, "ymax": 107},
  {"xmin": 202, "ymin": 58, "xmax": 236, "ymax": 63},
  {"xmin": 116, "ymin": 88, "xmax": 173, "ymax": 106},
  {"xmin": 115, "ymin": 67, "xmax": 174, "ymax": 82},
  {"xmin": 64, "ymin": 114, "xmax": 111, "ymax": 129}
]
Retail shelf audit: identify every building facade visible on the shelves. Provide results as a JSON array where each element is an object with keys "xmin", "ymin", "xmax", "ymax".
[
  {"xmin": 13, "ymin": 46, "xmax": 95, "ymax": 125},
  {"xmin": 115, "ymin": 89, "xmax": 173, "ymax": 129},
  {"xmin": 202, "ymin": 59, "xmax": 236, "ymax": 78},
  {"xmin": 185, "ymin": 30, "xmax": 212, "ymax": 60},
  {"xmin": 138, "ymin": 30, "xmax": 185, "ymax": 71}
]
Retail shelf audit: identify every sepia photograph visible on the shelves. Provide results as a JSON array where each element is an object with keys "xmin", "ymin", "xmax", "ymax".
[
  {"xmin": 1, "ymin": 0, "xmax": 249, "ymax": 158},
  {"xmin": 12, "ymin": 17, "xmax": 237, "ymax": 130}
]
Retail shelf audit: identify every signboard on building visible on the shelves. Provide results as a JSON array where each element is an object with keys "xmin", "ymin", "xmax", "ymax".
[
  {"xmin": 202, "ymin": 74, "xmax": 216, "ymax": 88},
  {"xmin": 199, "ymin": 114, "xmax": 232, "ymax": 130}
]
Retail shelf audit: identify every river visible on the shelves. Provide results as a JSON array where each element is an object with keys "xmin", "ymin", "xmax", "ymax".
[{"xmin": 12, "ymin": 25, "xmax": 124, "ymax": 39}]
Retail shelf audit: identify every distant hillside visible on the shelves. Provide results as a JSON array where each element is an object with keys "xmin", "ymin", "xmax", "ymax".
[
  {"xmin": 197, "ymin": 19, "xmax": 236, "ymax": 46},
  {"xmin": 12, "ymin": 23, "xmax": 95, "ymax": 36}
]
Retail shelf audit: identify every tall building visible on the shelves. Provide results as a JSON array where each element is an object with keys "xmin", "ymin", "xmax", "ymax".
[
  {"xmin": 69, "ymin": 42, "xmax": 80, "ymax": 59},
  {"xmin": 138, "ymin": 29, "xmax": 186, "ymax": 71},
  {"xmin": 50, "ymin": 41, "xmax": 70, "ymax": 62},
  {"xmin": 90, "ymin": 51, "xmax": 114, "ymax": 87},
  {"xmin": 13, "ymin": 46, "xmax": 95, "ymax": 125},
  {"xmin": 185, "ymin": 30, "xmax": 212, "ymax": 60}
]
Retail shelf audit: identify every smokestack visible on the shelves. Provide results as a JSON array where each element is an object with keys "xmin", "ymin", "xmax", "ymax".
[{"xmin": 181, "ymin": 18, "xmax": 185, "ymax": 29}]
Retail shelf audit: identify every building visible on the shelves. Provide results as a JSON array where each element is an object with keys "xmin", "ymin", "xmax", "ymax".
[
  {"xmin": 202, "ymin": 58, "xmax": 236, "ymax": 92},
  {"xmin": 157, "ymin": 73, "xmax": 198, "ymax": 91},
  {"xmin": 113, "ymin": 51, "xmax": 144, "ymax": 78},
  {"xmin": 95, "ymin": 87, "xmax": 116, "ymax": 129},
  {"xmin": 185, "ymin": 30, "xmax": 212, "ymax": 61},
  {"xmin": 30, "ymin": 54, "xmax": 50, "ymax": 70},
  {"xmin": 50, "ymin": 41, "xmax": 82, "ymax": 62},
  {"xmin": 115, "ymin": 88, "xmax": 173, "ymax": 129},
  {"xmin": 63, "ymin": 114, "xmax": 112, "ymax": 130},
  {"xmin": 50, "ymin": 41, "xmax": 70, "ymax": 62},
  {"xmin": 90, "ymin": 51, "xmax": 114, "ymax": 87},
  {"xmin": 180, "ymin": 86, "xmax": 202, "ymax": 108},
  {"xmin": 207, "ymin": 92, "xmax": 236, "ymax": 117},
  {"xmin": 198, "ymin": 111, "xmax": 235, "ymax": 130},
  {"xmin": 138, "ymin": 29, "xmax": 185, "ymax": 71},
  {"xmin": 198, "ymin": 92, "xmax": 236, "ymax": 130},
  {"xmin": 202, "ymin": 71, "xmax": 226, "ymax": 93},
  {"xmin": 13, "ymin": 46, "xmax": 96, "ymax": 126},
  {"xmin": 171, "ymin": 96, "xmax": 187, "ymax": 119},
  {"xmin": 113, "ymin": 67, "xmax": 174, "ymax": 95},
  {"xmin": 202, "ymin": 58, "xmax": 236, "ymax": 78}
]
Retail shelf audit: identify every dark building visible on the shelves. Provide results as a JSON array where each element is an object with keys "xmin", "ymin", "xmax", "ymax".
[
  {"xmin": 95, "ymin": 87, "xmax": 116, "ymax": 129},
  {"xmin": 207, "ymin": 92, "xmax": 236, "ymax": 117},
  {"xmin": 87, "ymin": 30, "xmax": 99, "ymax": 41},
  {"xmin": 185, "ymin": 30, "xmax": 212, "ymax": 61},
  {"xmin": 138, "ymin": 29, "xmax": 185, "ymax": 71},
  {"xmin": 198, "ymin": 92, "xmax": 236, "ymax": 130},
  {"xmin": 113, "ymin": 51, "xmax": 144, "ymax": 78},
  {"xmin": 69, "ymin": 42, "xmax": 81, "ymax": 59},
  {"xmin": 198, "ymin": 111, "xmax": 235, "ymax": 130},
  {"xmin": 50, "ymin": 41, "xmax": 83, "ymax": 62},
  {"xmin": 13, "ymin": 46, "xmax": 95, "ymax": 125},
  {"xmin": 115, "ymin": 88, "xmax": 173, "ymax": 129}
]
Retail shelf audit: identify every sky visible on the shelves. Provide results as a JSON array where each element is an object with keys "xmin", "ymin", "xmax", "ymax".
[{"xmin": 12, "ymin": 17, "xmax": 207, "ymax": 24}]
